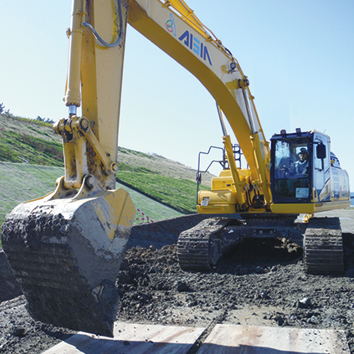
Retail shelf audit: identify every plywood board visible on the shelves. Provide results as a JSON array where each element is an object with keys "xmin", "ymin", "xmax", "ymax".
[
  {"xmin": 42, "ymin": 322, "xmax": 205, "ymax": 354},
  {"xmin": 198, "ymin": 324, "xmax": 349, "ymax": 354}
]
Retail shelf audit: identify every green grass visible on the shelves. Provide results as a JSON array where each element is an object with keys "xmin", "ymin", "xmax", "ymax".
[
  {"xmin": 119, "ymin": 146, "xmax": 153, "ymax": 159},
  {"xmin": 0, "ymin": 115, "xmax": 210, "ymax": 247},
  {"xmin": 0, "ymin": 162, "xmax": 62, "ymax": 228},
  {"xmin": 117, "ymin": 171, "xmax": 210, "ymax": 214},
  {"xmin": 4, "ymin": 115, "xmax": 54, "ymax": 128},
  {"xmin": 116, "ymin": 182, "xmax": 182, "ymax": 223},
  {"xmin": 0, "ymin": 130, "xmax": 63, "ymax": 166},
  {"xmin": 0, "ymin": 163, "xmax": 187, "ymax": 247}
]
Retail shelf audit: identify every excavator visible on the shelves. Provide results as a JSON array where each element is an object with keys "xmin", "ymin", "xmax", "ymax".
[{"xmin": 1, "ymin": 0, "xmax": 350, "ymax": 338}]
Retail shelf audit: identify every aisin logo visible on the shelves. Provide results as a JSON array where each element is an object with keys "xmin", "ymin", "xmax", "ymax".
[{"xmin": 165, "ymin": 13, "xmax": 177, "ymax": 37}]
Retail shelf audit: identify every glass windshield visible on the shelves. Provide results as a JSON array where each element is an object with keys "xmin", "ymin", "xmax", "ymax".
[
  {"xmin": 274, "ymin": 140, "xmax": 310, "ymax": 179},
  {"xmin": 272, "ymin": 139, "xmax": 311, "ymax": 201}
]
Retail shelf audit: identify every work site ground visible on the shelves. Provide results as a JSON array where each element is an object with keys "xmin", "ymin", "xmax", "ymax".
[{"xmin": 1, "ymin": 210, "xmax": 354, "ymax": 353}]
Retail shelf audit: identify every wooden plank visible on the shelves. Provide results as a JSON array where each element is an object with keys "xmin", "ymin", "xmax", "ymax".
[
  {"xmin": 198, "ymin": 324, "xmax": 350, "ymax": 354},
  {"xmin": 42, "ymin": 322, "xmax": 205, "ymax": 354}
]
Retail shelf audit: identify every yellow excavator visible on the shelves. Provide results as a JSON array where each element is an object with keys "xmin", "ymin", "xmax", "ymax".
[{"xmin": 1, "ymin": 0, "xmax": 350, "ymax": 337}]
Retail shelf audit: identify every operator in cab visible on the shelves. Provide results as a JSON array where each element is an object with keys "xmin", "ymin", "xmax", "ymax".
[{"xmin": 293, "ymin": 148, "xmax": 309, "ymax": 176}]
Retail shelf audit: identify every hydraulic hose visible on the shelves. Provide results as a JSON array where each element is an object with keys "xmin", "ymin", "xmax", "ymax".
[{"xmin": 83, "ymin": 0, "xmax": 124, "ymax": 48}]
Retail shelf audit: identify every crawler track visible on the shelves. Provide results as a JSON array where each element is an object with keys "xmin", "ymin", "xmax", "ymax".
[
  {"xmin": 177, "ymin": 215, "xmax": 344, "ymax": 276},
  {"xmin": 177, "ymin": 218, "xmax": 230, "ymax": 271},
  {"xmin": 304, "ymin": 217, "xmax": 344, "ymax": 275}
]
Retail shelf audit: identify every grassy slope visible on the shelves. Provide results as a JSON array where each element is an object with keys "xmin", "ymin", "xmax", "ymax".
[
  {"xmin": 0, "ymin": 114, "xmax": 212, "ymax": 239},
  {"xmin": 118, "ymin": 146, "xmax": 214, "ymax": 184},
  {"xmin": 0, "ymin": 163, "xmax": 182, "ymax": 228},
  {"xmin": 0, "ymin": 115, "xmax": 63, "ymax": 166},
  {"xmin": 117, "ymin": 147, "xmax": 211, "ymax": 214},
  {"xmin": 117, "ymin": 171, "xmax": 202, "ymax": 214},
  {"xmin": 0, "ymin": 162, "xmax": 61, "ymax": 227}
]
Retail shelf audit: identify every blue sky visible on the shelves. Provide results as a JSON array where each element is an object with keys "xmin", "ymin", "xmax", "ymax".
[{"xmin": 1, "ymin": 1, "xmax": 354, "ymax": 188}]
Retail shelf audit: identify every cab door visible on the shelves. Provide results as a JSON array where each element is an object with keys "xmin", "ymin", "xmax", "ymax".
[{"xmin": 313, "ymin": 133, "xmax": 330, "ymax": 202}]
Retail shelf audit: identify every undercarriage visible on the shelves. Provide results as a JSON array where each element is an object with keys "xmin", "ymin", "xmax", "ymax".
[{"xmin": 177, "ymin": 214, "xmax": 344, "ymax": 275}]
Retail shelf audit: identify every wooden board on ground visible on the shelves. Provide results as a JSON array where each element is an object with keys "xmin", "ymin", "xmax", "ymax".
[
  {"xmin": 42, "ymin": 322, "xmax": 205, "ymax": 354},
  {"xmin": 198, "ymin": 324, "xmax": 350, "ymax": 354},
  {"xmin": 42, "ymin": 322, "xmax": 350, "ymax": 354}
]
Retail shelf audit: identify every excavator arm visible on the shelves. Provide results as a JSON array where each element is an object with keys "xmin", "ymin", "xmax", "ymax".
[
  {"xmin": 61, "ymin": 0, "xmax": 271, "ymax": 209},
  {"xmin": 128, "ymin": 0, "xmax": 271, "ymax": 209},
  {"xmin": 2, "ymin": 0, "xmax": 272, "ymax": 336}
]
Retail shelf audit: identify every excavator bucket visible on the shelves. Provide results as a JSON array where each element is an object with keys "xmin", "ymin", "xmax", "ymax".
[{"xmin": 1, "ymin": 183, "xmax": 135, "ymax": 337}]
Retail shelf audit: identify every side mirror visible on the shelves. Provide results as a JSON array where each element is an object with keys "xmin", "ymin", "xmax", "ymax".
[{"xmin": 316, "ymin": 143, "xmax": 326, "ymax": 159}]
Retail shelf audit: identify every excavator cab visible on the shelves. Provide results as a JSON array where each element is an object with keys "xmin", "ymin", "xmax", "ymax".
[
  {"xmin": 271, "ymin": 129, "xmax": 313, "ymax": 203},
  {"xmin": 270, "ymin": 129, "xmax": 350, "ymax": 214}
]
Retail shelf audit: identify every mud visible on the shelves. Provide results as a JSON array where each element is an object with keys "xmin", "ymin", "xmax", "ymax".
[
  {"xmin": 127, "ymin": 214, "xmax": 215, "ymax": 249},
  {"xmin": 0, "ymin": 251, "xmax": 21, "ymax": 303},
  {"xmin": 2, "ymin": 211, "xmax": 121, "ymax": 337},
  {"xmin": 117, "ymin": 235, "xmax": 354, "ymax": 353},
  {"xmin": 1, "ymin": 214, "xmax": 354, "ymax": 353}
]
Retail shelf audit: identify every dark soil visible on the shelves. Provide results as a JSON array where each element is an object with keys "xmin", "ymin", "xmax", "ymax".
[
  {"xmin": 1, "ymin": 230, "xmax": 354, "ymax": 353},
  {"xmin": 117, "ymin": 235, "xmax": 354, "ymax": 354},
  {"xmin": 0, "ymin": 251, "xmax": 21, "ymax": 303}
]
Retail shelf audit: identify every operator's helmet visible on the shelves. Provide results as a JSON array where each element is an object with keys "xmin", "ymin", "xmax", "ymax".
[{"xmin": 298, "ymin": 148, "xmax": 308, "ymax": 156}]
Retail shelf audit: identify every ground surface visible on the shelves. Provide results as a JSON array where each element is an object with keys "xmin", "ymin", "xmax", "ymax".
[{"xmin": 1, "ymin": 211, "xmax": 354, "ymax": 353}]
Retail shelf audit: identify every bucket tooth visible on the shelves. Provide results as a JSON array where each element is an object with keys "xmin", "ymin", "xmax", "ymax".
[{"xmin": 1, "ymin": 188, "xmax": 135, "ymax": 337}]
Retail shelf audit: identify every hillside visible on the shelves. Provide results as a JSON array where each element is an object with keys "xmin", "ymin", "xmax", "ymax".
[
  {"xmin": 116, "ymin": 147, "xmax": 213, "ymax": 213},
  {"xmin": 0, "ymin": 114, "xmax": 63, "ymax": 166},
  {"xmin": 0, "ymin": 113, "xmax": 213, "ymax": 181},
  {"xmin": 117, "ymin": 147, "xmax": 213, "ymax": 183},
  {"xmin": 0, "ymin": 113, "xmax": 212, "ymax": 228},
  {"xmin": 0, "ymin": 162, "xmax": 182, "ymax": 226}
]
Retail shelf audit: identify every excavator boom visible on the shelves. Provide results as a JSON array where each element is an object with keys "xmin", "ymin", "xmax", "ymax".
[{"xmin": 128, "ymin": 0, "xmax": 271, "ymax": 203}]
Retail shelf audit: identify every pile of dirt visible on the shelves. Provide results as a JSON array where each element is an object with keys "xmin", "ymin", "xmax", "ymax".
[
  {"xmin": 117, "ymin": 236, "xmax": 354, "ymax": 353},
  {"xmin": 1, "ymin": 226, "xmax": 354, "ymax": 353}
]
